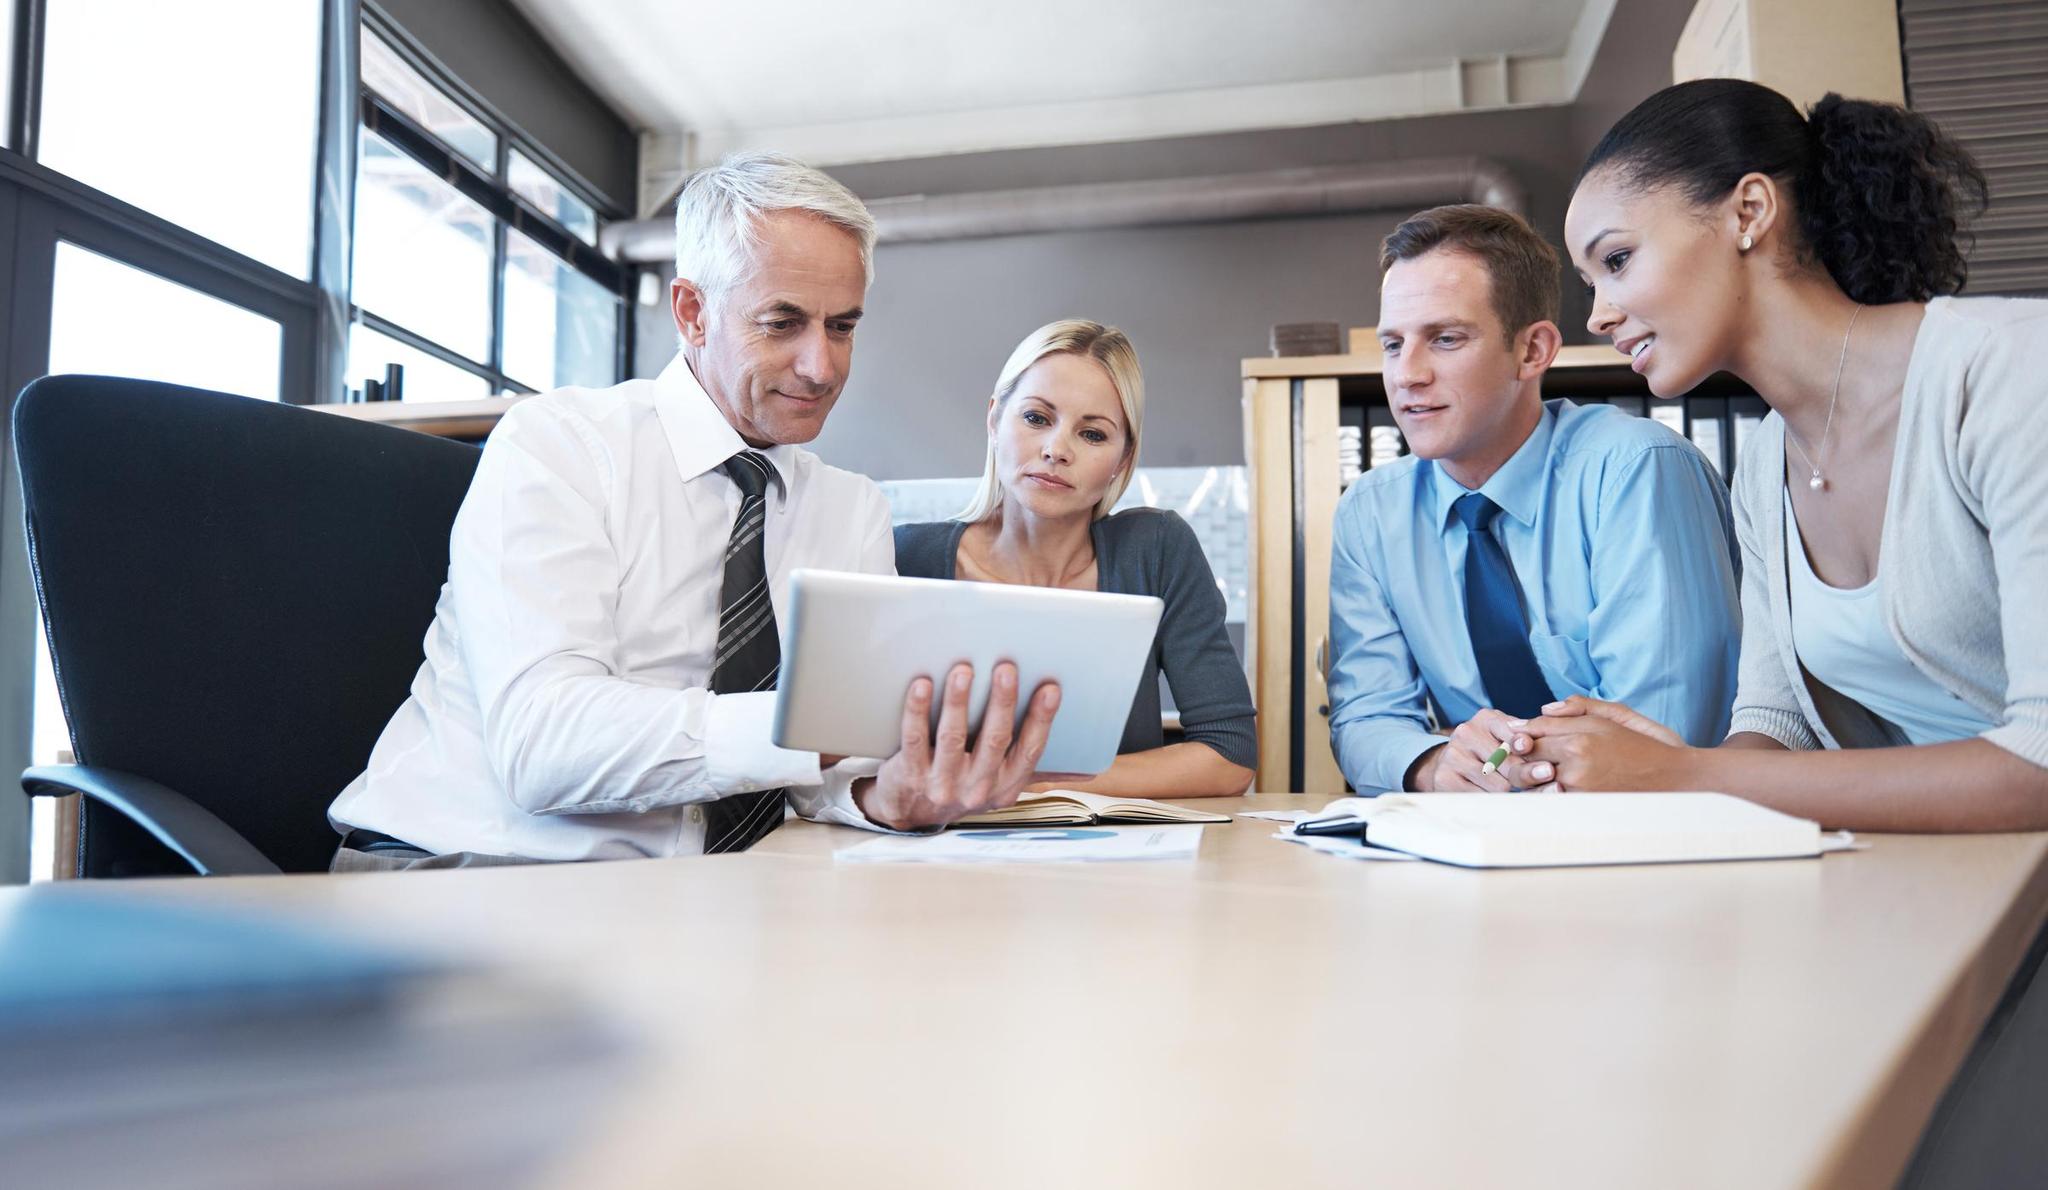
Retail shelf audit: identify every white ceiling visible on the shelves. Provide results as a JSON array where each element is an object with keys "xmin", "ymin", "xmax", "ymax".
[{"xmin": 508, "ymin": 0, "xmax": 1618, "ymax": 214}]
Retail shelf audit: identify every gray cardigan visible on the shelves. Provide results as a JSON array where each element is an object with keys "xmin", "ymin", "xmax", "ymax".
[
  {"xmin": 892, "ymin": 509, "xmax": 1258, "ymax": 770},
  {"xmin": 1729, "ymin": 295, "xmax": 2048, "ymax": 769}
]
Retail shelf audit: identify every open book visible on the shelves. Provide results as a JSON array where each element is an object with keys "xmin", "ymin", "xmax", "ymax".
[
  {"xmin": 1295, "ymin": 793, "xmax": 1852, "ymax": 868},
  {"xmin": 954, "ymin": 790, "xmax": 1231, "ymax": 828}
]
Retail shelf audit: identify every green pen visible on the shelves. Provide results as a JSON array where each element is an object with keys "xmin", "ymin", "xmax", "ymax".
[{"xmin": 1481, "ymin": 745, "xmax": 1510, "ymax": 775}]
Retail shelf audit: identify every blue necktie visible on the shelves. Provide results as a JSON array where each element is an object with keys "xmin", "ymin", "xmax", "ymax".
[{"xmin": 1453, "ymin": 492, "xmax": 1554, "ymax": 719}]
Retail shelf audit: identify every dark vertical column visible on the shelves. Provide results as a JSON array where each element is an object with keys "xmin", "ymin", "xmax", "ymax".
[
  {"xmin": 0, "ymin": 186, "xmax": 54, "ymax": 883},
  {"xmin": 307, "ymin": 0, "xmax": 361, "ymax": 404},
  {"xmin": 5, "ymin": 0, "xmax": 44, "ymax": 158},
  {"xmin": 1289, "ymin": 378, "xmax": 1307, "ymax": 794}
]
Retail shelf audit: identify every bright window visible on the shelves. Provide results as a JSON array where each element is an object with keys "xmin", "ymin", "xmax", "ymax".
[
  {"xmin": 346, "ymin": 19, "xmax": 620, "ymax": 399},
  {"xmin": 351, "ymin": 129, "xmax": 494, "ymax": 364},
  {"xmin": 37, "ymin": 0, "xmax": 322, "ymax": 278},
  {"xmin": 359, "ymin": 28, "xmax": 497, "ymax": 171},
  {"xmin": 509, "ymin": 149, "xmax": 598, "ymax": 246},
  {"xmin": 502, "ymin": 228, "xmax": 619, "ymax": 391},
  {"xmin": 347, "ymin": 323, "xmax": 493, "ymax": 403},
  {"xmin": 0, "ymin": 0, "xmax": 15, "ymax": 152},
  {"xmin": 48, "ymin": 242, "xmax": 284, "ymax": 400}
]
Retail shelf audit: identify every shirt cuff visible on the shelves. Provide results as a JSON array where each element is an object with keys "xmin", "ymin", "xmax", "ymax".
[
  {"xmin": 1982, "ymin": 720, "xmax": 2048, "ymax": 772},
  {"xmin": 1728, "ymin": 706, "xmax": 1822, "ymax": 751},
  {"xmin": 790, "ymin": 756, "xmax": 935, "ymax": 836},
  {"xmin": 704, "ymin": 690, "xmax": 823, "ymax": 795},
  {"xmin": 1337, "ymin": 724, "xmax": 1443, "ymax": 794}
]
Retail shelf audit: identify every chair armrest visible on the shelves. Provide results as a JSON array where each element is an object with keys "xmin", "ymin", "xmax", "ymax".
[{"xmin": 21, "ymin": 764, "xmax": 283, "ymax": 876}]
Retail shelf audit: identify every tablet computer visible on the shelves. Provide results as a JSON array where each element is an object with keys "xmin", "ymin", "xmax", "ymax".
[{"xmin": 772, "ymin": 569, "xmax": 1165, "ymax": 775}]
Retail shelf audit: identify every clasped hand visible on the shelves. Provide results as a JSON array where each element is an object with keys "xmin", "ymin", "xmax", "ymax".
[
  {"xmin": 852, "ymin": 661, "xmax": 1068, "ymax": 830},
  {"xmin": 1417, "ymin": 697, "xmax": 1690, "ymax": 792}
]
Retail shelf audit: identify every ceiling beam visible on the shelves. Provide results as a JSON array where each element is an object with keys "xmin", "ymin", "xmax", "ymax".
[{"xmin": 634, "ymin": 2, "xmax": 1620, "ymax": 218}]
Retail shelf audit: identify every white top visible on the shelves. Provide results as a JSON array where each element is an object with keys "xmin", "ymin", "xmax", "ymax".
[
  {"xmin": 1729, "ymin": 296, "xmax": 2048, "ymax": 764},
  {"xmin": 1783, "ymin": 489, "xmax": 1993, "ymax": 747},
  {"xmin": 327, "ymin": 358, "xmax": 897, "ymax": 861}
]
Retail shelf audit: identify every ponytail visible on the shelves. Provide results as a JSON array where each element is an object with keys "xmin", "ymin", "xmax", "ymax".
[
  {"xmin": 1578, "ymin": 79, "xmax": 1988, "ymax": 304},
  {"xmin": 1800, "ymin": 93, "xmax": 1986, "ymax": 303}
]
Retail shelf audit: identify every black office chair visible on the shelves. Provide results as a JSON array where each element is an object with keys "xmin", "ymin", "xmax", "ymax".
[{"xmin": 12, "ymin": 375, "xmax": 482, "ymax": 876}]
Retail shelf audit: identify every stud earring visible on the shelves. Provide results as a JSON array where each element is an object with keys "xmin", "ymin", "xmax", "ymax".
[{"xmin": 1739, "ymin": 233, "xmax": 1754, "ymax": 252}]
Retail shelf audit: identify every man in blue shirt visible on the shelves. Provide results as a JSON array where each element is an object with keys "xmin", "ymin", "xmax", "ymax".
[{"xmin": 1328, "ymin": 204, "xmax": 1739, "ymax": 793}]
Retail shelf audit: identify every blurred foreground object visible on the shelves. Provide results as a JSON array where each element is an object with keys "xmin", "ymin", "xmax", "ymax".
[{"xmin": 0, "ymin": 895, "xmax": 631, "ymax": 1189}]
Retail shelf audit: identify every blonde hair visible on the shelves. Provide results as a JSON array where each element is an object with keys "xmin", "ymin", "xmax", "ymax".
[{"xmin": 957, "ymin": 320, "xmax": 1145, "ymax": 523}]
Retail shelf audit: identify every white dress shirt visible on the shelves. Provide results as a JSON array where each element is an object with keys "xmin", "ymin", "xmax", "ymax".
[{"xmin": 328, "ymin": 357, "xmax": 895, "ymax": 861}]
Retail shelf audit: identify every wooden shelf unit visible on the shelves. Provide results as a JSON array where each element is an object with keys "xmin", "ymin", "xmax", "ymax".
[
  {"xmin": 311, "ymin": 395, "xmax": 526, "ymax": 440},
  {"xmin": 1241, "ymin": 342, "xmax": 1763, "ymax": 794}
]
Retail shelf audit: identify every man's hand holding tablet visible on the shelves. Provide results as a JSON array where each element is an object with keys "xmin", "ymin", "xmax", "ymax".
[
  {"xmin": 852, "ymin": 661, "xmax": 1061, "ymax": 830},
  {"xmin": 776, "ymin": 571, "xmax": 1161, "ymax": 825}
]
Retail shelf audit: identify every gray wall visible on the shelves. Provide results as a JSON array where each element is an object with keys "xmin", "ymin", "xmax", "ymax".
[
  {"xmin": 822, "ymin": 211, "xmax": 1405, "ymax": 479},
  {"xmin": 372, "ymin": 0, "xmax": 637, "ymax": 213},
  {"xmin": 636, "ymin": 0, "xmax": 1696, "ymax": 481},
  {"xmin": 821, "ymin": 105, "xmax": 1576, "ymax": 480}
]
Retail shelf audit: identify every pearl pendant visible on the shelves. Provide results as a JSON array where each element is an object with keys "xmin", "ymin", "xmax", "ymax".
[{"xmin": 1808, "ymin": 474, "xmax": 1826, "ymax": 492}]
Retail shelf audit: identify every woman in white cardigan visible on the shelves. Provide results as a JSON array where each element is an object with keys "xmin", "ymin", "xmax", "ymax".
[{"xmin": 1506, "ymin": 78, "xmax": 2048, "ymax": 831}]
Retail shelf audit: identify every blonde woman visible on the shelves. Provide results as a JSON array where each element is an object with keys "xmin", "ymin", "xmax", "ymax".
[{"xmin": 894, "ymin": 320, "xmax": 1256, "ymax": 798}]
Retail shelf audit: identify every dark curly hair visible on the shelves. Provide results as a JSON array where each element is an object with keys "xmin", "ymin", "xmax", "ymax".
[{"xmin": 1576, "ymin": 78, "xmax": 1989, "ymax": 304}]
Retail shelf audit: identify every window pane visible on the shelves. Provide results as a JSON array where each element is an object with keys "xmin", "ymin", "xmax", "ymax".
[
  {"xmin": 31, "ymin": 615, "xmax": 66, "ymax": 768},
  {"xmin": 502, "ymin": 229, "xmax": 619, "ymax": 391},
  {"xmin": 348, "ymin": 322, "xmax": 493, "ymax": 403},
  {"xmin": 29, "ymin": 602, "xmax": 64, "ymax": 880},
  {"xmin": 509, "ymin": 149, "xmax": 598, "ymax": 246},
  {"xmin": 352, "ymin": 129, "xmax": 494, "ymax": 364},
  {"xmin": 49, "ymin": 242, "xmax": 284, "ymax": 400},
  {"xmin": 29, "ymin": 599, "xmax": 71, "ymax": 881},
  {"xmin": 0, "ymin": 0, "xmax": 14, "ymax": 152},
  {"xmin": 360, "ymin": 29, "xmax": 497, "ymax": 172},
  {"xmin": 38, "ymin": 0, "xmax": 320, "ymax": 277}
]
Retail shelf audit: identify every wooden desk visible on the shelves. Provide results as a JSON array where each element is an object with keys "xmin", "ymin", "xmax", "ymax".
[{"xmin": 17, "ymin": 799, "xmax": 2048, "ymax": 1188}]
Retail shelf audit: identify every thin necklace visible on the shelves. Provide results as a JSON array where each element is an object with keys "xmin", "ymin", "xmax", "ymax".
[{"xmin": 1787, "ymin": 304, "xmax": 1862, "ymax": 493}]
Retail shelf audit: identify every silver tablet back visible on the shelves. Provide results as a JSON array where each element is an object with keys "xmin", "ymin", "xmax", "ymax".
[{"xmin": 773, "ymin": 569, "xmax": 1164, "ymax": 774}]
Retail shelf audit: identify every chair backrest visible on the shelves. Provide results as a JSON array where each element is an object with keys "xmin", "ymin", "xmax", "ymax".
[{"xmin": 13, "ymin": 375, "xmax": 482, "ymax": 875}]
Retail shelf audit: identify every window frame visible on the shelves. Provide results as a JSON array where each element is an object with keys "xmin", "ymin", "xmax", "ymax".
[
  {"xmin": 3, "ymin": 17, "xmax": 329, "ymax": 399},
  {"xmin": 353, "ymin": 8, "xmax": 629, "ymax": 398},
  {"xmin": 6, "ymin": 0, "xmax": 344, "ymax": 406}
]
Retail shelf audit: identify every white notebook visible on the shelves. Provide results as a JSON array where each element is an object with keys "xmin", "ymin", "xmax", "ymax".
[{"xmin": 1299, "ymin": 793, "xmax": 1846, "ymax": 869}]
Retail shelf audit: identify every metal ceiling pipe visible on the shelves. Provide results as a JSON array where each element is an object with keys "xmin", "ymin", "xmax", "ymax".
[{"xmin": 600, "ymin": 156, "xmax": 1524, "ymax": 262}]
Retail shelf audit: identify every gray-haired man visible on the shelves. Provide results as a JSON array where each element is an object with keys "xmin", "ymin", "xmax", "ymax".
[{"xmin": 327, "ymin": 153, "xmax": 1060, "ymax": 869}]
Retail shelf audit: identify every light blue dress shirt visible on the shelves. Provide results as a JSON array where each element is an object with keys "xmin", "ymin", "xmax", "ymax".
[{"xmin": 1327, "ymin": 400, "xmax": 1741, "ymax": 792}]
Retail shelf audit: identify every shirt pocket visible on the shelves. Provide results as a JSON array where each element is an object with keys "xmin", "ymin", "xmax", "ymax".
[{"xmin": 1529, "ymin": 631, "xmax": 1599, "ymax": 698}]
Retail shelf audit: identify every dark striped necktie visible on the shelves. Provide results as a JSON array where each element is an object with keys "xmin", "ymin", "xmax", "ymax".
[{"xmin": 702, "ymin": 450, "xmax": 786, "ymax": 854}]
